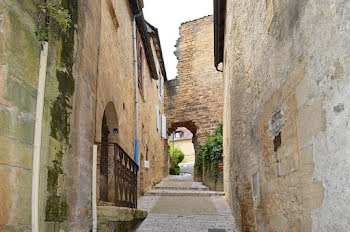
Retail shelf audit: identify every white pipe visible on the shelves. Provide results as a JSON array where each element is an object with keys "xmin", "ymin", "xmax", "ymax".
[
  {"xmin": 32, "ymin": 42, "xmax": 49, "ymax": 232},
  {"xmin": 92, "ymin": 145, "xmax": 98, "ymax": 232},
  {"xmin": 133, "ymin": 12, "xmax": 142, "ymax": 164}
]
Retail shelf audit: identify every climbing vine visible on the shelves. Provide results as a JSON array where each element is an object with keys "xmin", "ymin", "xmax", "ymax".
[
  {"xmin": 196, "ymin": 122, "xmax": 223, "ymax": 187},
  {"xmin": 35, "ymin": 0, "xmax": 71, "ymax": 44}
]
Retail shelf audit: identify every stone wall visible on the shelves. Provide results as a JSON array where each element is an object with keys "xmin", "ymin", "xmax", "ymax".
[
  {"xmin": 0, "ymin": 0, "xmax": 64, "ymax": 231},
  {"xmin": 0, "ymin": 0, "xmax": 167, "ymax": 230},
  {"xmin": 222, "ymin": 0, "xmax": 350, "ymax": 231},
  {"xmin": 96, "ymin": 0, "xmax": 167, "ymax": 197},
  {"xmin": 165, "ymin": 16, "xmax": 223, "ymax": 187}
]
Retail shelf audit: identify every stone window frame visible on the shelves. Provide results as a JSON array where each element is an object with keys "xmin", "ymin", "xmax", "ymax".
[{"xmin": 137, "ymin": 40, "xmax": 144, "ymax": 97}]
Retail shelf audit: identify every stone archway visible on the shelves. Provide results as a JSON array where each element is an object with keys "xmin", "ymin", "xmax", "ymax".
[{"xmin": 167, "ymin": 120, "xmax": 202, "ymax": 180}]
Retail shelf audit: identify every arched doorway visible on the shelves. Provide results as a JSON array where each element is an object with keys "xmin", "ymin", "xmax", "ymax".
[
  {"xmin": 168, "ymin": 121, "xmax": 200, "ymax": 180},
  {"xmin": 99, "ymin": 102, "xmax": 119, "ymax": 202},
  {"xmin": 100, "ymin": 112, "xmax": 110, "ymax": 201}
]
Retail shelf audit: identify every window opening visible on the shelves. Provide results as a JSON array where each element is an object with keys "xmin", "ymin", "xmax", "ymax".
[
  {"xmin": 138, "ymin": 42, "xmax": 144, "ymax": 96},
  {"xmin": 274, "ymin": 132, "xmax": 281, "ymax": 152},
  {"xmin": 252, "ymin": 173, "xmax": 258, "ymax": 197}
]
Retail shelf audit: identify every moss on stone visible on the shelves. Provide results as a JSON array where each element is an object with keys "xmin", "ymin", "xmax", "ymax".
[
  {"xmin": 45, "ymin": 195, "xmax": 69, "ymax": 223},
  {"xmin": 47, "ymin": 167, "xmax": 59, "ymax": 195},
  {"xmin": 44, "ymin": 0, "xmax": 78, "ymax": 224}
]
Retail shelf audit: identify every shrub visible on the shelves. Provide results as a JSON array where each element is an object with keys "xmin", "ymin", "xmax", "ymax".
[{"xmin": 168, "ymin": 142, "xmax": 185, "ymax": 175}]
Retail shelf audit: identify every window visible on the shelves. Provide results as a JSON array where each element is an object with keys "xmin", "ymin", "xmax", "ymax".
[
  {"xmin": 156, "ymin": 105, "xmax": 160, "ymax": 132},
  {"xmin": 161, "ymin": 114, "xmax": 166, "ymax": 139},
  {"xmin": 106, "ymin": 0, "xmax": 119, "ymax": 31},
  {"xmin": 160, "ymin": 74, "xmax": 164, "ymax": 101},
  {"xmin": 252, "ymin": 173, "xmax": 258, "ymax": 197},
  {"xmin": 137, "ymin": 42, "xmax": 144, "ymax": 95},
  {"xmin": 274, "ymin": 132, "xmax": 281, "ymax": 152}
]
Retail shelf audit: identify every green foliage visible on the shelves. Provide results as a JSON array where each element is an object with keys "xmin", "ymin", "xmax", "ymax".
[
  {"xmin": 168, "ymin": 142, "xmax": 185, "ymax": 175},
  {"xmin": 36, "ymin": 0, "xmax": 72, "ymax": 43},
  {"xmin": 196, "ymin": 122, "xmax": 223, "ymax": 186},
  {"xmin": 169, "ymin": 142, "xmax": 185, "ymax": 164}
]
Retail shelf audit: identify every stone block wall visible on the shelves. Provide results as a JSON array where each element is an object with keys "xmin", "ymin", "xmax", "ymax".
[
  {"xmin": 222, "ymin": 0, "xmax": 350, "ymax": 231},
  {"xmin": 96, "ymin": 0, "xmax": 167, "ymax": 197},
  {"xmin": 0, "ymin": 0, "xmax": 167, "ymax": 231},
  {"xmin": 165, "ymin": 16, "xmax": 223, "ymax": 187}
]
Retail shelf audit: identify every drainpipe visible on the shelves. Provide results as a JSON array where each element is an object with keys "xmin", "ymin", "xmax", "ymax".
[
  {"xmin": 133, "ymin": 12, "xmax": 142, "ymax": 165},
  {"xmin": 32, "ymin": 41, "xmax": 49, "ymax": 232},
  {"xmin": 92, "ymin": 145, "xmax": 98, "ymax": 232}
]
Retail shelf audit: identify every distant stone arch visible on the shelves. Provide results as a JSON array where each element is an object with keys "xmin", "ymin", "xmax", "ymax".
[{"xmin": 167, "ymin": 120, "xmax": 201, "ymax": 180}]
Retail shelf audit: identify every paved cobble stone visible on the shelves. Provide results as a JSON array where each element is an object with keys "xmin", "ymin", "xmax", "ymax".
[{"xmin": 136, "ymin": 175, "xmax": 238, "ymax": 232}]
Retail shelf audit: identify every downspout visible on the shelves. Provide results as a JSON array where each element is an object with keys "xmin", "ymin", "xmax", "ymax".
[
  {"xmin": 32, "ymin": 41, "xmax": 49, "ymax": 232},
  {"xmin": 92, "ymin": 145, "xmax": 98, "ymax": 232},
  {"xmin": 133, "ymin": 12, "xmax": 142, "ymax": 164}
]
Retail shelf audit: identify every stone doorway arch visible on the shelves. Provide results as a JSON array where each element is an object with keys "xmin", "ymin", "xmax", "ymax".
[
  {"xmin": 99, "ymin": 101, "xmax": 119, "ymax": 202},
  {"xmin": 168, "ymin": 120, "xmax": 201, "ymax": 180}
]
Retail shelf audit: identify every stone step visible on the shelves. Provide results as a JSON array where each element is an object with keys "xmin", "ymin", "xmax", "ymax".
[
  {"xmin": 144, "ymin": 189, "xmax": 225, "ymax": 196},
  {"xmin": 154, "ymin": 181, "xmax": 209, "ymax": 191},
  {"xmin": 161, "ymin": 175, "xmax": 194, "ymax": 182},
  {"xmin": 155, "ymin": 186, "xmax": 209, "ymax": 191}
]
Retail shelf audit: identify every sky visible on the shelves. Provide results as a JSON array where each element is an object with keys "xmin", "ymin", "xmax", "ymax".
[{"xmin": 143, "ymin": 0, "xmax": 213, "ymax": 80}]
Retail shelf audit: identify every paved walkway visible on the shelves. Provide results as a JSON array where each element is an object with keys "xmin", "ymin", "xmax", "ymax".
[{"xmin": 136, "ymin": 175, "xmax": 238, "ymax": 232}]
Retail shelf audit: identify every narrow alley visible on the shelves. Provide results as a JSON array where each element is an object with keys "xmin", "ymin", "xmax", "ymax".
[
  {"xmin": 1, "ymin": 0, "xmax": 350, "ymax": 231},
  {"xmin": 137, "ymin": 174, "xmax": 237, "ymax": 232}
]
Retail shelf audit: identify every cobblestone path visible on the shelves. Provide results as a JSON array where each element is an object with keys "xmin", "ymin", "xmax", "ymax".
[{"xmin": 136, "ymin": 175, "xmax": 238, "ymax": 232}]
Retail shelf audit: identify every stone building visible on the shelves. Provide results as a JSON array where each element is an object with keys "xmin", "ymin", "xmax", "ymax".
[
  {"xmin": 0, "ymin": 0, "xmax": 167, "ymax": 231},
  {"xmin": 165, "ymin": 15, "xmax": 224, "ymax": 189},
  {"xmin": 214, "ymin": 0, "xmax": 350, "ymax": 231}
]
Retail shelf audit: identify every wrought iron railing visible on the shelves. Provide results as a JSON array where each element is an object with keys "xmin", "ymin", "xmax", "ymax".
[{"xmin": 95, "ymin": 142, "xmax": 139, "ymax": 208}]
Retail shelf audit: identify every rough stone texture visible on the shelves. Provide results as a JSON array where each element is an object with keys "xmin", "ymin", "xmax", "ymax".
[
  {"xmin": 165, "ymin": 16, "xmax": 223, "ymax": 188},
  {"xmin": 97, "ymin": 206, "xmax": 148, "ymax": 224},
  {"xmin": 0, "ymin": 0, "xmax": 38, "ymax": 230},
  {"xmin": 222, "ymin": 0, "xmax": 350, "ymax": 231}
]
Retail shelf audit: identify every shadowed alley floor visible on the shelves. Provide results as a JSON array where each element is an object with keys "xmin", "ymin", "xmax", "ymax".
[{"xmin": 136, "ymin": 175, "xmax": 238, "ymax": 232}]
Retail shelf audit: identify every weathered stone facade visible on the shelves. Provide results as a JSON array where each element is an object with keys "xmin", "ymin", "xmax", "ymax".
[
  {"xmin": 165, "ymin": 16, "xmax": 224, "ymax": 188},
  {"xmin": 215, "ymin": 0, "xmax": 350, "ymax": 231},
  {"xmin": 0, "ymin": 0, "xmax": 168, "ymax": 231}
]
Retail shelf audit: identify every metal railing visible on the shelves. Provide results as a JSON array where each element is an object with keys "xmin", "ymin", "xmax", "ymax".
[{"xmin": 95, "ymin": 142, "xmax": 139, "ymax": 208}]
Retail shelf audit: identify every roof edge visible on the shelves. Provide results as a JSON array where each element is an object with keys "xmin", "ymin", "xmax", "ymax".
[{"xmin": 214, "ymin": 0, "xmax": 226, "ymax": 69}]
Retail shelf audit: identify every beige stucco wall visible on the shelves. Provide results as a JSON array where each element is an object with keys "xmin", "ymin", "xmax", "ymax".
[
  {"xmin": 222, "ymin": 0, "xmax": 350, "ymax": 231},
  {"xmin": 174, "ymin": 139, "xmax": 195, "ymax": 165}
]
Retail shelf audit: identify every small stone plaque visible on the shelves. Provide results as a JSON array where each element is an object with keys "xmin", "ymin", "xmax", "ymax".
[{"xmin": 208, "ymin": 229, "xmax": 226, "ymax": 232}]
